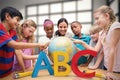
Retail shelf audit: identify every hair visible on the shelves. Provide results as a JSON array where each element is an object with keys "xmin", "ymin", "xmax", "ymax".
[
  {"xmin": 89, "ymin": 24, "xmax": 102, "ymax": 35},
  {"xmin": 43, "ymin": 19, "xmax": 54, "ymax": 28},
  {"xmin": 94, "ymin": 5, "xmax": 116, "ymax": 22},
  {"xmin": 71, "ymin": 21, "xmax": 82, "ymax": 28},
  {"xmin": 16, "ymin": 19, "xmax": 36, "ymax": 43},
  {"xmin": 55, "ymin": 18, "xmax": 68, "ymax": 36},
  {"xmin": 0, "ymin": 6, "xmax": 23, "ymax": 21}
]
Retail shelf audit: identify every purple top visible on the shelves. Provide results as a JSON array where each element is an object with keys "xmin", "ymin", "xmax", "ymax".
[{"xmin": 13, "ymin": 40, "xmax": 32, "ymax": 71}]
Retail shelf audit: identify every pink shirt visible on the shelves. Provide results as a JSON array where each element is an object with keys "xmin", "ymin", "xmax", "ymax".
[
  {"xmin": 13, "ymin": 40, "xmax": 32, "ymax": 71},
  {"xmin": 100, "ymin": 22, "xmax": 120, "ymax": 72}
]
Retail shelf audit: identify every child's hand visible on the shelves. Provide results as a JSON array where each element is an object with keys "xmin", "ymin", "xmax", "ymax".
[
  {"xmin": 105, "ymin": 72, "xmax": 120, "ymax": 80},
  {"xmin": 73, "ymin": 39, "xmax": 83, "ymax": 44},
  {"xmin": 39, "ymin": 42, "xmax": 49, "ymax": 50},
  {"xmin": 88, "ymin": 65, "xmax": 98, "ymax": 70}
]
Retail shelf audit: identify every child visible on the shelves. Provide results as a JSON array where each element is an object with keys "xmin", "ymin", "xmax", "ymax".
[
  {"xmin": 0, "ymin": 7, "xmax": 47, "ymax": 78},
  {"xmin": 54, "ymin": 18, "xmax": 73, "ymax": 38},
  {"xmin": 13, "ymin": 19, "xmax": 38, "ymax": 72},
  {"xmin": 70, "ymin": 21, "xmax": 91, "ymax": 65},
  {"xmin": 39, "ymin": 19, "xmax": 54, "ymax": 65},
  {"xmin": 73, "ymin": 5, "xmax": 120, "ymax": 80},
  {"xmin": 80, "ymin": 25, "xmax": 103, "ymax": 69}
]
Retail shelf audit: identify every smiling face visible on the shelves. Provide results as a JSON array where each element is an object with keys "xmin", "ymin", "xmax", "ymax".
[
  {"xmin": 44, "ymin": 24, "xmax": 54, "ymax": 38},
  {"xmin": 58, "ymin": 21, "xmax": 68, "ymax": 36},
  {"xmin": 6, "ymin": 13, "xmax": 21, "ymax": 30}
]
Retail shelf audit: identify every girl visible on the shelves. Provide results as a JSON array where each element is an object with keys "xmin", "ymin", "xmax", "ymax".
[
  {"xmin": 38, "ymin": 19, "xmax": 54, "ymax": 64},
  {"xmin": 80, "ymin": 25, "xmax": 103, "ymax": 69},
  {"xmin": 39, "ymin": 19, "xmax": 54, "ymax": 45},
  {"xmin": 73, "ymin": 5, "xmax": 120, "ymax": 80},
  {"xmin": 54, "ymin": 18, "xmax": 73, "ymax": 38},
  {"xmin": 13, "ymin": 19, "xmax": 38, "ymax": 72}
]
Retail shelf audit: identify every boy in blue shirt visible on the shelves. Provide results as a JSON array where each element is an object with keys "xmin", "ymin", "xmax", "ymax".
[{"xmin": 70, "ymin": 21, "xmax": 91, "ymax": 65}]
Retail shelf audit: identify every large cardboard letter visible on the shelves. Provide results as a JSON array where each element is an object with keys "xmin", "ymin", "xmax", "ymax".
[
  {"xmin": 32, "ymin": 51, "xmax": 53, "ymax": 78},
  {"xmin": 71, "ymin": 50, "xmax": 97, "ymax": 78},
  {"xmin": 53, "ymin": 51, "xmax": 71, "ymax": 76}
]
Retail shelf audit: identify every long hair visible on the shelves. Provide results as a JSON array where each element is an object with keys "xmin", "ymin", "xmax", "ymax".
[{"xmin": 16, "ymin": 19, "xmax": 36, "ymax": 43}]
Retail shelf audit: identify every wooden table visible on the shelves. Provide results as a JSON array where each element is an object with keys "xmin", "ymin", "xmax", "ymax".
[{"xmin": 1, "ymin": 67, "xmax": 120, "ymax": 80}]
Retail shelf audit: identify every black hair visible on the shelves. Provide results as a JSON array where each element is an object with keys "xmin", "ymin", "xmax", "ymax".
[
  {"xmin": 0, "ymin": 6, "xmax": 23, "ymax": 21},
  {"xmin": 57, "ymin": 18, "xmax": 68, "ymax": 27},
  {"xmin": 55, "ymin": 18, "xmax": 68, "ymax": 36}
]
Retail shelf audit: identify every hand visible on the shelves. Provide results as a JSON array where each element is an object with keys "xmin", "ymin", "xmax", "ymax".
[
  {"xmin": 105, "ymin": 72, "xmax": 120, "ymax": 80},
  {"xmin": 39, "ymin": 42, "xmax": 49, "ymax": 50},
  {"xmin": 88, "ymin": 65, "xmax": 98, "ymax": 70},
  {"xmin": 73, "ymin": 39, "xmax": 83, "ymax": 44}
]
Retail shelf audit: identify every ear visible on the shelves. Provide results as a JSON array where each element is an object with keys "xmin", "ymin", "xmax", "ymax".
[
  {"xmin": 104, "ymin": 13, "xmax": 110, "ymax": 20},
  {"xmin": 5, "ymin": 13, "xmax": 11, "ymax": 20}
]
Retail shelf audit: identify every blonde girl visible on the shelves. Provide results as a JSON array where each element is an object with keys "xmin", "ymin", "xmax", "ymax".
[
  {"xmin": 13, "ymin": 19, "xmax": 38, "ymax": 72},
  {"xmin": 73, "ymin": 5, "xmax": 120, "ymax": 80}
]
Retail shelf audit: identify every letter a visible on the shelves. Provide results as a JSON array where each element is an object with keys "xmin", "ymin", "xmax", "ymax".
[{"xmin": 32, "ymin": 51, "xmax": 54, "ymax": 78}]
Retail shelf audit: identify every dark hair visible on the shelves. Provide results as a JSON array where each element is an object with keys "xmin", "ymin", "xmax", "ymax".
[
  {"xmin": 55, "ymin": 18, "xmax": 68, "ymax": 36},
  {"xmin": 0, "ymin": 6, "xmax": 23, "ymax": 21},
  {"xmin": 57, "ymin": 18, "xmax": 68, "ymax": 27}
]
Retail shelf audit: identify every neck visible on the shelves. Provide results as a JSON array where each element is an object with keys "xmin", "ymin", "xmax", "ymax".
[
  {"xmin": 2, "ymin": 21, "xmax": 10, "ymax": 32},
  {"xmin": 47, "ymin": 35, "xmax": 53, "ymax": 39},
  {"xmin": 76, "ymin": 33, "xmax": 82, "ymax": 38}
]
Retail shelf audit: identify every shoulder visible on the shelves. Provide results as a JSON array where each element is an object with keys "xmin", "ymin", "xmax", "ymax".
[
  {"xmin": 111, "ymin": 22, "xmax": 120, "ymax": 30},
  {"xmin": 38, "ymin": 36, "xmax": 50, "ymax": 43}
]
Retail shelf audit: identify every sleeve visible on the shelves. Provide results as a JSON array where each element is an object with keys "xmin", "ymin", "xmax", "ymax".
[{"xmin": 0, "ymin": 30, "xmax": 12, "ymax": 47}]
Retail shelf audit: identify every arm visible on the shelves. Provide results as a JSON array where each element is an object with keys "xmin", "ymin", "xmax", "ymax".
[
  {"xmin": 7, "ymin": 40, "xmax": 48, "ymax": 49},
  {"xmin": 88, "ymin": 50, "xmax": 104, "ymax": 69},
  {"xmin": 73, "ymin": 38, "xmax": 102, "ymax": 52},
  {"xmin": 15, "ymin": 49, "xmax": 26, "ymax": 72},
  {"xmin": 106, "ymin": 28, "xmax": 120, "ymax": 80},
  {"xmin": 107, "ymin": 28, "xmax": 120, "ymax": 72}
]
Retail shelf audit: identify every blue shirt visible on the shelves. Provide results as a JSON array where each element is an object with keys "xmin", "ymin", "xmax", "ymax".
[{"xmin": 73, "ymin": 33, "xmax": 91, "ymax": 50}]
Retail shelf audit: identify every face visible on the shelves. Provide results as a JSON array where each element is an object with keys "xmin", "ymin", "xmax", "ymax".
[
  {"xmin": 90, "ymin": 32, "xmax": 99, "ymax": 42},
  {"xmin": 58, "ymin": 22, "xmax": 68, "ymax": 36},
  {"xmin": 22, "ymin": 24, "xmax": 36, "ymax": 38},
  {"xmin": 44, "ymin": 24, "xmax": 54, "ymax": 38},
  {"xmin": 94, "ymin": 12, "xmax": 109, "ymax": 29},
  {"xmin": 7, "ymin": 15, "xmax": 20, "ymax": 29},
  {"xmin": 71, "ymin": 22, "xmax": 81, "ymax": 35}
]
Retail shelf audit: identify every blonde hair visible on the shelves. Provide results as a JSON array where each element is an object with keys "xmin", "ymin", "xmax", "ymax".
[
  {"xmin": 94, "ymin": 5, "xmax": 116, "ymax": 22},
  {"xmin": 16, "ymin": 19, "xmax": 37, "ymax": 43},
  {"xmin": 89, "ymin": 25, "xmax": 102, "ymax": 35}
]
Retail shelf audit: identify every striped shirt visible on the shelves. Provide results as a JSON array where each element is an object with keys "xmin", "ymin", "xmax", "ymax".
[{"xmin": 0, "ymin": 23, "xmax": 17, "ymax": 78}]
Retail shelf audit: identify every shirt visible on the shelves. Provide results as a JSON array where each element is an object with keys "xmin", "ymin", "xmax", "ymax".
[{"xmin": 0, "ymin": 23, "xmax": 17, "ymax": 78}]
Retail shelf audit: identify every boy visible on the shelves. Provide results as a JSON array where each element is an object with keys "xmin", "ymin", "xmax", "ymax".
[{"xmin": 0, "ymin": 7, "xmax": 47, "ymax": 78}]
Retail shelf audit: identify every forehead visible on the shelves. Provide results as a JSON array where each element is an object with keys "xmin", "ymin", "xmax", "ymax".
[
  {"xmin": 71, "ymin": 22, "xmax": 81, "ymax": 27},
  {"xmin": 44, "ymin": 24, "xmax": 54, "ymax": 29},
  {"xmin": 94, "ymin": 12, "xmax": 102, "ymax": 17},
  {"xmin": 28, "ymin": 26, "xmax": 36, "ymax": 31},
  {"xmin": 59, "ymin": 22, "xmax": 67, "ymax": 26}
]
